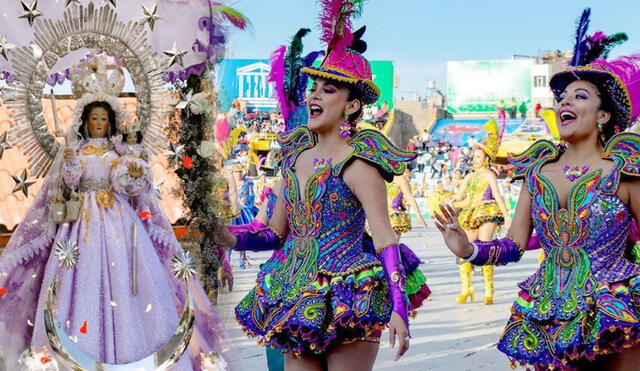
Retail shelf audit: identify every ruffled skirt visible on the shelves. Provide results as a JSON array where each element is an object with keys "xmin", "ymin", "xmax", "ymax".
[
  {"xmin": 498, "ymin": 276, "xmax": 640, "ymax": 369},
  {"xmin": 235, "ymin": 265, "xmax": 392, "ymax": 357},
  {"xmin": 458, "ymin": 200, "xmax": 504, "ymax": 230},
  {"xmin": 390, "ymin": 211, "xmax": 411, "ymax": 234}
]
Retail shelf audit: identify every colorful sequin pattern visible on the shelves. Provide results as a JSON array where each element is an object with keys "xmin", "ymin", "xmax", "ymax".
[
  {"xmin": 235, "ymin": 127, "xmax": 415, "ymax": 356},
  {"xmin": 502, "ymin": 135, "xmax": 640, "ymax": 369}
]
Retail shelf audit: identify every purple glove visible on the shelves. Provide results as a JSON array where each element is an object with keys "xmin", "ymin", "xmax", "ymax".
[
  {"xmin": 230, "ymin": 223, "xmax": 282, "ymax": 252},
  {"xmin": 468, "ymin": 236, "xmax": 522, "ymax": 266},
  {"xmin": 378, "ymin": 243, "xmax": 410, "ymax": 334},
  {"xmin": 228, "ymin": 219, "xmax": 266, "ymax": 234}
]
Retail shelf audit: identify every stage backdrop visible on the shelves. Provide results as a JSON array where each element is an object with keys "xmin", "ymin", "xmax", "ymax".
[
  {"xmin": 217, "ymin": 59, "xmax": 395, "ymax": 112},
  {"xmin": 447, "ymin": 59, "xmax": 534, "ymax": 114}
]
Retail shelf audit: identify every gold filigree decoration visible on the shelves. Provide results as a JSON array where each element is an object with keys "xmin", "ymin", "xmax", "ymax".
[{"xmin": 96, "ymin": 189, "xmax": 115, "ymax": 209}]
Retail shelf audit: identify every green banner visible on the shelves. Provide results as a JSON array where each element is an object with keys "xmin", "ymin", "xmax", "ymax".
[{"xmin": 447, "ymin": 60, "xmax": 533, "ymax": 113}]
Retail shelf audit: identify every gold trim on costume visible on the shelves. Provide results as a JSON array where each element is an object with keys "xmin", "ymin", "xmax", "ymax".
[{"xmin": 96, "ymin": 189, "xmax": 115, "ymax": 209}]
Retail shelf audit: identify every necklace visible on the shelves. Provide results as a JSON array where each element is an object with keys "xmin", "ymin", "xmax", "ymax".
[
  {"xmin": 312, "ymin": 146, "xmax": 340, "ymax": 170},
  {"xmin": 562, "ymin": 164, "xmax": 590, "ymax": 182},
  {"xmin": 561, "ymin": 155, "xmax": 598, "ymax": 182}
]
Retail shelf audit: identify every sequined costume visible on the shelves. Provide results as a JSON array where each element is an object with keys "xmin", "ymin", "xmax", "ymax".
[
  {"xmin": 495, "ymin": 135, "xmax": 640, "ymax": 368},
  {"xmin": 235, "ymin": 127, "xmax": 416, "ymax": 356},
  {"xmin": 387, "ymin": 182, "xmax": 411, "ymax": 234},
  {"xmin": 233, "ymin": 177, "xmax": 259, "ymax": 225},
  {"xmin": 457, "ymin": 172, "xmax": 505, "ymax": 230}
]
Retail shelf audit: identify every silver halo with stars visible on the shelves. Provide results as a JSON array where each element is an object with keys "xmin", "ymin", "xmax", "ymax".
[{"xmin": 2, "ymin": 2, "xmax": 172, "ymax": 178}]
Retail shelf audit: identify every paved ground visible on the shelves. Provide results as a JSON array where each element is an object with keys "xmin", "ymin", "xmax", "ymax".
[{"xmin": 216, "ymin": 226, "xmax": 540, "ymax": 371}]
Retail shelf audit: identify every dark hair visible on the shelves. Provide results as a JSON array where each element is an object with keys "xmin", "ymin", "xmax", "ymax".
[
  {"xmin": 78, "ymin": 101, "xmax": 117, "ymax": 139},
  {"xmin": 598, "ymin": 94, "xmax": 618, "ymax": 144},
  {"xmin": 123, "ymin": 131, "xmax": 143, "ymax": 144}
]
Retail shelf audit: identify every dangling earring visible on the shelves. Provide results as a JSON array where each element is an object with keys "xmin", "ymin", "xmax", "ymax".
[
  {"xmin": 597, "ymin": 121, "xmax": 603, "ymax": 130},
  {"xmin": 339, "ymin": 114, "xmax": 351, "ymax": 138}
]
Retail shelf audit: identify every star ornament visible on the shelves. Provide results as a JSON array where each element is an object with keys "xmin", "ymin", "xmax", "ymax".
[
  {"xmin": 175, "ymin": 90, "xmax": 194, "ymax": 110},
  {"xmin": 19, "ymin": 1, "xmax": 43, "ymax": 27},
  {"xmin": 171, "ymin": 251, "xmax": 197, "ymax": 281},
  {"xmin": 54, "ymin": 240, "xmax": 80, "ymax": 270},
  {"xmin": 0, "ymin": 131, "xmax": 11, "ymax": 159},
  {"xmin": 164, "ymin": 42, "xmax": 187, "ymax": 68},
  {"xmin": 0, "ymin": 35, "xmax": 15, "ymax": 61},
  {"xmin": 11, "ymin": 169, "xmax": 36, "ymax": 197},
  {"xmin": 164, "ymin": 142, "xmax": 184, "ymax": 166},
  {"xmin": 141, "ymin": 3, "xmax": 161, "ymax": 31}
]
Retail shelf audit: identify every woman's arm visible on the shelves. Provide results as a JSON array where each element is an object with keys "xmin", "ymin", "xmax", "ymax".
[
  {"xmin": 267, "ymin": 179, "xmax": 289, "ymax": 240},
  {"xmin": 344, "ymin": 159, "xmax": 409, "ymax": 361},
  {"xmin": 485, "ymin": 171, "xmax": 510, "ymax": 224},
  {"xmin": 435, "ymin": 184, "xmax": 533, "ymax": 265},
  {"xmin": 396, "ymin": 175, "xmax": 427, "ymax": 227},
  {"xmin": 452, "ymin": 178, "xmax": 470, "ymax": 209}
]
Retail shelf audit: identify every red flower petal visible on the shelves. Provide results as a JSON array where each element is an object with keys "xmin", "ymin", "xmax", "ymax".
[
  {"xmin": 182, "ymin": 156, "xmax": 193, "ymax": 169},
  {"xmin": 80, "ymin": 320, "xmax": 87, "ymax": 334},
  {"xmin": 40, "ymin": 356, "xmax": 52, "ymax": 364},
  {"xmin": 138, "ymin": 211, "xmax": 151, "ymax": 220},
  {"xmin": 0, "ymin": 288, "xmax": 7, "ymax": 298}
]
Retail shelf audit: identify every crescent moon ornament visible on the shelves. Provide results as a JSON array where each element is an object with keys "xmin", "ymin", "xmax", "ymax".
[{"xmin": 44, "ymin": 274, "xmax": 196, "ymax": 370}]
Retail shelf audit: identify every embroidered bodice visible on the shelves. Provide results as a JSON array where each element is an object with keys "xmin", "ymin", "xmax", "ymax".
[
  {"xmin": 464, "ymin": 172, "xmax": 495, "ymax": 206},
  {"xmin": 509, "ymin": 134, "xmax": 640, "ymax": 320},
  {"xmin": 267, "ymin": 127, "xmax": 415, "ymax": 305},
  {"xmin": 73, "ymin": 138, "xmax": 119, "ymax": 189}
]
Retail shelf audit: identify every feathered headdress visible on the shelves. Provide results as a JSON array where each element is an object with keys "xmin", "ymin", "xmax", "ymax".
[
  {"xmin": 477, "ymin": 118, "xmax": 500, "ymax": 159},
  {"xmin": 550, "ymin": 8, "xmax": 639, "ymax": 137},
  {"xmin": 268, "ymin": 28, "xmax": 324, "ymax": 130},
  {"xmin": 301, "ymin": 0, "xmax": 379, "ymax": 104}
]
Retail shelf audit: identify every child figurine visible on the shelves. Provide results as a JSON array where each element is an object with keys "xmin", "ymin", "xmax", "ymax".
[{"xmin": 115, "ymin": 122, "xmax": 149, "ymax": 162}]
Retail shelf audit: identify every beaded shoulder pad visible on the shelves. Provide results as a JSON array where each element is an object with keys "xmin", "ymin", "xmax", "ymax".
[
  {"xmin": 508, "ymin": 139, "xmax": 558, "ymax": 180},
  {"xmin": 602, "ymin": 133, "xmax": 640, "ymax": 176},
  {"xmin": 332, "ymin": 129, "xmax": 417, "ymax": 182},
  {"xmin": 278, "ymin": 126, "xmax": 315, "ymax": 175}
]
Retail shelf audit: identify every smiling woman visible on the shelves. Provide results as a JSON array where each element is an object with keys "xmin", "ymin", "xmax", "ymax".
[{"xmin": 435, "ymin": 8, "xmax": 640, "ymax": 369}]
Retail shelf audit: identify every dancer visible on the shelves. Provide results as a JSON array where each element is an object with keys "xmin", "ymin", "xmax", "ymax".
[
  {"xmin": 436, "ymin": 11, "xmax": 640, "ymax": 368},
  {"xmin": 232, "ymin": 172, "xmax": 258, "ymax": 269},
  {"xmin": 230, "ymin": 3, "xmax": 418, "ymax": 368},
  {"xmin": 388, "ymin": 172, "xmax": 428, "ymax": 237},
  {"xmin": 452, "ymin": 120, "xmax": 509, "ymax": 305},
  {"xmin": 0, "ymin": 63, "xmax": 229, "ymax": 369}
]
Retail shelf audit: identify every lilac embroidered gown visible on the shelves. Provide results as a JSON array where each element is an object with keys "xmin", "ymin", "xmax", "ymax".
[{"xmin": 0, "ymin": 138, "xmax": 226, "ymax": 369}]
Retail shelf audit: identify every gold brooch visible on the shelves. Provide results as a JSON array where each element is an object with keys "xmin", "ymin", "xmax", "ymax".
[
  {"xmin": 96, "ymin": 189, "xmax": 115, "ymax": 209},
  {"xmin": 81, "ymin": 145, "xmax": 109, "ymax": 157}
]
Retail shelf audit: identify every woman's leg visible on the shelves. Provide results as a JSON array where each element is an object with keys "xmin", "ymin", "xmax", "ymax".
[
  {"xmin": 478, "ymin": 222, "xmax": 497, "ymax": 304},
  {"xmin": 284, "ymin": 354, "xmax": 323, "ymax": 371},
  {"xmin": 456, "ymin": 229, "xmax": 478, "ymax": 303},
  {"xmin": 326, "ymin": 341, "xmax": 380, "ymax": 371}
]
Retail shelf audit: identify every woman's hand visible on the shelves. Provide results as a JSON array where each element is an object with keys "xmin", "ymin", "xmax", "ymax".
[
  {"xmin": 388, "ymin": 311, "xmax": 410, "ymax": 361},
  {"xmin": 127, "ymin": 161, "xmax": 143, "ymax": 179},
  {"xmin": 64, "ymin": 148, "xmax": 76, "ymax": 162},
  {"xmin": 433, "ymin": 202, "xmax": 473, "ymax": 258}
]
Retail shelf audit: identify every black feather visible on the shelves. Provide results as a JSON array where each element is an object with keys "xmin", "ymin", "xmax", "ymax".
[
  {"xmin": 349, "ymin": 25, "xmax": 367, "ymax": 53},
  {"xmin": 284, "ymin": 28, "xmax": 311, "ymax": 104}
]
